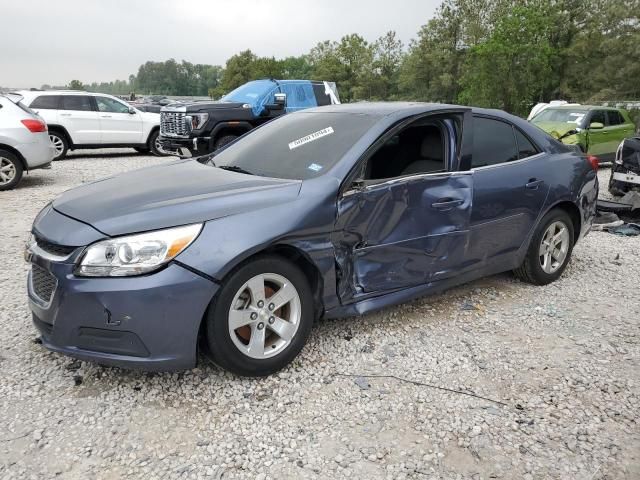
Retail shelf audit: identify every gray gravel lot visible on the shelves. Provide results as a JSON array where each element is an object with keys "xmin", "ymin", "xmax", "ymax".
[{"xmin": 0, "ymin": 150, "xmax": 638, "ymax": 479}]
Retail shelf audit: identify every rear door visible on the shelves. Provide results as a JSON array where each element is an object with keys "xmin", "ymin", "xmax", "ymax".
[
  {"xmin": 28, "ymin": 95, "xmax": 61, "ymax": 127},
  {"xmin": 605, "ymin": 110, "xmax": 635, "ymax": 155},
  {"xmin": 466, "ymin": 116, "xmax": 549, "ymax": 269},
  {"xmin": 95, "ymin": 96, "xmax": 143, "ymax": 144},
  {"xmin": 59, "ymin": 95, "xmax": 101, "ymax": 144}
]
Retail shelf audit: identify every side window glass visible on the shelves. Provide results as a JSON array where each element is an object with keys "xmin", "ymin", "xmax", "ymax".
[
  {"xmin": 590, "ymin": 110, "xmax": 606, "ymax": 125},
  {"xmin": 30, "ymin": 95, "xmax": 61, "ymax": 109},
  {"xmin": 607, "ymin": 111, "xmax": 623, "ymax": 126},
  {"xmin": 364, "ymin": 123, "xmax": 448, "ymax": 180},
  {"xmin": 61, "ymin": 96, "xmax": 93, "ymax": 111},
  {"xmin": 471, "ymin": 117, "xmax": 518, "ymax": 168},
  {"xmin": 96, "ymin": 97, "xmax": 130, "ymax": 113},
  {"xmin": 514, "ymin": 129, "xmax": 538, "ymax": 159}
]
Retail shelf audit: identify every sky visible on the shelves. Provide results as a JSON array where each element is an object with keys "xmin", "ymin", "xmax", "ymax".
[{"xmin": 0, "ymin": 0, "xmax": 441, "ymax": 88}]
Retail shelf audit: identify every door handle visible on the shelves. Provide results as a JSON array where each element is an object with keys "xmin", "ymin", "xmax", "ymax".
[
  {"xmin": 60, "ymin": 113, "xmax": 71, "ymax": 117},
  {"xmin": 525, "ymin": 179, "xmax": 543, "ymax": 189},
  {"xmin": 431, "ymin": 198, "xmax": 464, "ymax": 210},
  {"xmin": 100, "ymin": 115, "xmax": 112, "ymax": 118}
]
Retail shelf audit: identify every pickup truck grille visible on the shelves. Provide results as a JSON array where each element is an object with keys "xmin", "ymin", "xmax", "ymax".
[{"xmin": 160, "ymin": 112, "xmax": 189, "ymax": 137}]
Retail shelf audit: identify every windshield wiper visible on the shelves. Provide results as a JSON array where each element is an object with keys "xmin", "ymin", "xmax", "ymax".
[{"xmin": 218, "ymin": 165, "xmax": 255, "ymax": 176}]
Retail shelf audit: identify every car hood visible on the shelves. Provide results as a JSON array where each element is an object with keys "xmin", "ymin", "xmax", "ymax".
[
  {"xmin": 52, "ymin": 159, "xmax": 302, "ymax": 237},
  {"xmin": 532, "ymin": 121, "xmax": 580, "ymax": 138},
  {"xmin": 181, "ymin": 102, "xmax": 246, "ymax": 113}
]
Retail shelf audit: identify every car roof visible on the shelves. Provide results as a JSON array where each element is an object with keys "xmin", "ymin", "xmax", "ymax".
[
  {"xmin": 298, "ymin": 101, "xmax": 465, "ymax": 117},
  {"xmin": 542, "ymin": 105, "xmax": 619, "ymax": 111},
  {"xmin": 16, "ymin": 90, "xmax": 117, "ymax": 98}
]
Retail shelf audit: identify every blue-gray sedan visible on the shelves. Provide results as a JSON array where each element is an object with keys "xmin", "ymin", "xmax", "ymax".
[{"xmin": 26, "ymin": 103, "xmax": 598, "ymax": 376}]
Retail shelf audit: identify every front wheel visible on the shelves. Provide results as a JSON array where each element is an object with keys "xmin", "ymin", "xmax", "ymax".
[
  {"xmin": 147, "ymin": 130, "xmax": 166, "ymax": 156},
  {"xmin": 205, "ymin": 256, "xmax": 314, "ymax": 376},
  {"xmin": 214, "ymin": 134, "xmax": 238, "ymax": 151},
  {"xmin": 513, "ymin": 209, "xmax": 574, "ymax": 285}
]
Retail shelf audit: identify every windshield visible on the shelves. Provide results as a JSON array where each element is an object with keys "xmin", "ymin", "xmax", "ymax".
[
  {"xmin": 221, "ymin": 80, "xmax": 276, "ymax": 105},
  {"xmin": 532, "ymin": 109, "xmax": 587, "ymax": 126},
  {"xmin": 206, "ymin": 112, "xmax": 379, "ymax": 180}
]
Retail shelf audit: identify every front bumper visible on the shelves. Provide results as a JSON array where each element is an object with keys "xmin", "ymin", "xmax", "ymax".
[
  {"xmin": 159, "ymin": 135, "xmax": 211, "ymax": 158},
  {"xmin": 27, "ymin": 251, "xmax": 218, "ymax": 371}
]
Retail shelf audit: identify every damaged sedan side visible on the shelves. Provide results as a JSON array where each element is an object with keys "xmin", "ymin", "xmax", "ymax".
[{"xmin": 26, "ymin": 102, "xmax": 598, "ymax": 376}]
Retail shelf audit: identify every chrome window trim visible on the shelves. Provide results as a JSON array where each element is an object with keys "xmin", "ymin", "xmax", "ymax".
[{"xmin": 470, "ymin": 152, "xmax": 546, "ymax": 172}]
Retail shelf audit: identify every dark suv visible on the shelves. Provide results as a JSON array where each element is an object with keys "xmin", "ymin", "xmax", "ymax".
[{"xmin": 159, "ymin": 79, "xmax": 340, "ymax": 157}]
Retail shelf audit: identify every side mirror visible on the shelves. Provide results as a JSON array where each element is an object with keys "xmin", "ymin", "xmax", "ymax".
[
  {"xmin": 589, "ymin": 122, "xmax": 604, "ymax": 130},
  {"xmin": 128, "ymin": 107, "xmax": 136, "ymax": 115},
  {"xmin": 274, "ymin": 93, "xmax": 287, "ymax": 107}
]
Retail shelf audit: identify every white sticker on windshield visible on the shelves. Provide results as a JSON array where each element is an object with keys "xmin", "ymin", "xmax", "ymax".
[
  {"xmin": 308, "ymin": 163, "xmax": 323, "ymax": 172},
  {"xmin": 289, "ymin": 126, "xmax": 334, "ymax": 150}
]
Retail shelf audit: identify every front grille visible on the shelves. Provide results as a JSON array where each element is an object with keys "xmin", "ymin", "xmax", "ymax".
[
  {"xmin": 31, "ymin": 264, "xmax": 57, "ymax": 304},
  {"xmin": 35, "ymin": 236, "xmax": 75, "ymax": 257},
  {"xmin": 160, "ymin": 112, "xmax": 189, "ymax": 136}
]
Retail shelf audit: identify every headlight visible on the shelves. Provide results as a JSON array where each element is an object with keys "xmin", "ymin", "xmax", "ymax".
[
  {"xmin": 187, "ymin": 113, "xmax": 208, "ymax": 130},
  {"xmin": 75, "ymin": 224, "xmax": 202, "ymax": 277}
]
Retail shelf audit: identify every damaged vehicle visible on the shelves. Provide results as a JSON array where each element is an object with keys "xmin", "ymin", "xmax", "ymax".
[
  {"xmin": 26, "ymin": 103, "xmax": 598, "ymax": 376},
  {"xmin": 530, "ymin": 105, "xmax": 636, "ymax": 163},
  {"xmin": 609, "ymin": 136, "xmax": 640, "ymax": 196}
]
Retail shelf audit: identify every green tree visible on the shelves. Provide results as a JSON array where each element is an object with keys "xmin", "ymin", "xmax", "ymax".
[{"xmin": 68, "ymin": 79, "xmax": 84, "ymax": 90}]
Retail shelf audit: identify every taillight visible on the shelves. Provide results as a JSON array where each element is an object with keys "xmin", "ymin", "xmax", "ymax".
[
  {"xmin": 21, "ymin": 119, "xmax": 47, "ymax": 133},
  {"xmin": 586, "ymin": 155, "xmax": 599, "ymax": 171}
]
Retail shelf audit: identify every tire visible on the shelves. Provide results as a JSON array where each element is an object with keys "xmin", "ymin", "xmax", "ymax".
[
  {"xmin": 513, "ymin": 209, "xmax": 575, "ymax": 286},
  {"xmin": 147, "ymin": 129, "xmax": 165, "ymax": 156},
  {"xmin": 0, "ymin": 150, "xmax": 24, "ymax": 191},
  {"xmin": 214, "ymin": 134, "xmax": 238, "ymax": 151},
  {"xmin": 205, "ymin": 255, "xmax": 314, "ymax": 377},
  {"xmin": 49, "ymin": 131, "xmax": 68, "ymax": 160}
]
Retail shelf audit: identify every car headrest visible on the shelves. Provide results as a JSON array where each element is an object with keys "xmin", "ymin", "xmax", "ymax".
[{"xmin": 420, "ymin": 129, "xmax": 443, "ymax": 160}]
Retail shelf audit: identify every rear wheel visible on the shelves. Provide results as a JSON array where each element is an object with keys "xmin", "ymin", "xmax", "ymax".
[
  {"xmin": 49, "ymin": 131, "xmax": 68, "ymax": 160},
  {"xmin": 205, "ymin": 256, "xmax": 314, "ymax": 377},
  {"xmin": 513, "ymin": 209, "xmax": 574, "ymax": 285},
  {"xmin": 0, "ymin": 150, "xmax": 24, "ymax": 191}
]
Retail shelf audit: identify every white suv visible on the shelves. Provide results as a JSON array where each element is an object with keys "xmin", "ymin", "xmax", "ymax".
[
  {"xmin": 0, "ymin": 93, "xmax": 54, "ymax": 190},
  {"xmin": 18, "ymin": 90, "xmax": 163, "ymax": 160}
]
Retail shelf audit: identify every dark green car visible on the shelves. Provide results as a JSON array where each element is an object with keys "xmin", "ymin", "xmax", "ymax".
[{"xmin": 531, "ymin": 105, "xmax": 636, "ymax": 162}]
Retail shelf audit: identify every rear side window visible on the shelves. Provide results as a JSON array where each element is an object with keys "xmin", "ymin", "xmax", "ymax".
[
  {"xmin": 62, "ymin": 96, "xmax": 93, "ymax": 111},
  {"xmin": 471, "ymin": 117, "xmax": 519, "ymax": 168},
  {"xmin": 607, "ymin": 110, "xmax": 624, "ymax": 126},
  {"xmin": 514, "ymin": 128, "xmax": 538, "ymax": 159},
  {"xmin": 30, "ymin": 95, "xmax": 61, "ymax": 109}
]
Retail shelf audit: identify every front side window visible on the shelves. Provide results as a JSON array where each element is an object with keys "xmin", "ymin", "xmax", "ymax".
[
  {"xmin": 30, "ymin": 95, "xmax": 61, "ymax": 110},
  {"xmin": 589, "ymin": 110, "xmax": 606, "ymax": 125},
  {"xmin": 96, "ymin": 96, "xmax": 130, "ymax": 114},
  {"xmin": 62, "ymin": 95, "xmax": 93, "ymax": 111},
  {"xmin": 207, "ymin": 112, "xmax": 379, "ymax": 180},
  {"xmin": 471, "ymin": 117, "xmax": 518, "ymax": 168}
]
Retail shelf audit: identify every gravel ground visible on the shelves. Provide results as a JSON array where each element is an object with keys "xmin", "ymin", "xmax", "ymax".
[{"xmin": 0, "ymin": 151, "xmax": 638, "ymax": 479}]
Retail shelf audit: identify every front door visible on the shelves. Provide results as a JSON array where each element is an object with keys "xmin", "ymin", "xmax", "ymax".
[
  {"xmin": 334, "ymin": 173, "xmax": 473, "ymax": 300},
  {"xmin": 95, "ymin": 96, "xmax": 143, "ymax": 144}
]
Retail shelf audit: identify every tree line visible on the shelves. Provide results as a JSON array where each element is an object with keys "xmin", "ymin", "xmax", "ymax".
[{"xmin": 60, "ymin": 0, "xmax": 638, "ymax": 117}]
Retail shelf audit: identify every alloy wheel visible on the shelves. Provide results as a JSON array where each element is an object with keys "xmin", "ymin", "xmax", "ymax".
[
  {"xmin": 50, "ymin": 134, "xmax": 65, "ymax": 158},
  {"xmin": 0, "ymin": 157, "xmax": 17, "ymax": 186},
  {"xmin": 539, "ymin": 220, "xmax": 570, "ymax": 274},
  {"xmin": 228, "ymin": 273, "xmax": 301, "ymax": 359}
]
